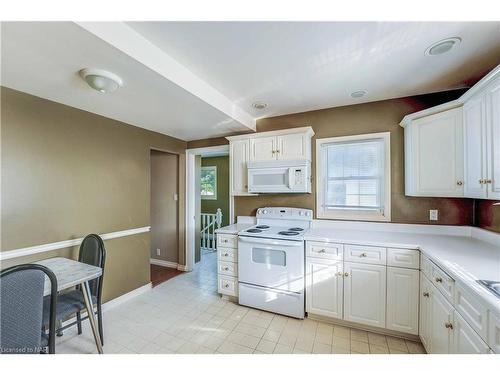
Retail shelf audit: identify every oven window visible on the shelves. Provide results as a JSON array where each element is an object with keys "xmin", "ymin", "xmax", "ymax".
[{"xmin": 252, "ymin": 248, "xmax": 286, "ymax": 266}]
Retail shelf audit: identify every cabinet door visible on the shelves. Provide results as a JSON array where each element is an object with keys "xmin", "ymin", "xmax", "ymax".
[
  {"xmin": 386, "ymin": 267, "xmax": 419, "ymax": 334},
  {"xmin": 276, "ymin": 133, "xmax": 308, "ymax": 160},
  {"xmin": 230, "ymin": 140, "xmax": 250, "ymax": 195},
  {"xmin": 343, "ymin": 262, "xmax": 386, "ymax": 328},
  {"xmin": 249, "ymin": 136, "xmax": 277, "ymax": 161},
  {"xmin": 463, "ymin": 95, "xmax": 487, "ymax": 198},
  {"xmin": 419, "ymin": 274, "xmax": 432, "ymax": 351},
  {"xmin": 452, "ymin": 312, "xmax": 490, "ymax": 354},
  {"xmin": 408, "ymin": 107, "xmax": 464, "ymax": 197},
  {"xmin": 429, "ymin": 284, "xmax": 454, "ymax": 354},
  {"xmin": 486, "ymin": 77, "xmax": 500, "ymax": 199},
  {"xmin": 305, "ymin": 258, "xmax": 343, "ymax": 319}
]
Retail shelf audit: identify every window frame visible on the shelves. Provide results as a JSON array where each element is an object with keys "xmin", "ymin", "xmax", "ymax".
[
  {"xmin": 200, "ymin": 165, "xmax": 218, "ymax": 200},
  {"xmin": 316, "ymin": 132, "xmax": 391, "ymax": 222}
]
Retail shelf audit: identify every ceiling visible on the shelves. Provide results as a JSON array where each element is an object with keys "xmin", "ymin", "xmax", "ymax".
[{"xmin": 2, "ymin": 22, "xmax": 500, "ymax": 142}]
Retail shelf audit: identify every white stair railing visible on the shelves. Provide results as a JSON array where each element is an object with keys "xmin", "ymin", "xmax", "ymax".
[{"xmin": 200, "ymin": 208, "xmax": 222, "ymax": 252}]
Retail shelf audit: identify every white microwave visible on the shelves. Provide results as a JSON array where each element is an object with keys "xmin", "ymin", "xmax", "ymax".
[{"xmin": 247, "ymin": 160, "xmax": 311, "ymax": 193}]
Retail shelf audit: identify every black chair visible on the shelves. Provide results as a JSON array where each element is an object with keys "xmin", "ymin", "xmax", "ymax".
[
  {"xmin": 0, "ymin": 264, "xmax": 58, "ymax": 354},
  {"xmin": 42, "ymin": 234, "xmax": 106, "ymax": 344}
]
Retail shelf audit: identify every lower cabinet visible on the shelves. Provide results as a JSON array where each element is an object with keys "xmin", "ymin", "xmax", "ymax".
[
  {"xmin": 429, "ymin": 281, "xmax": 454, "ymax": 353},
  {"xmin": 386, "ymin": 267, "xmax": 419, "ymax": 335},
  {"xmin": 343, "ymin": 262, "xmax": 386, "ymax": 328},
  {"xmin": 305, "ymin": 258, "xmax": 343, "ymax": 319},
  {"xmin": 419, "ymin": 274, "xmax": 432, "ymax": 350},
  {"xmin": 453, "ymin": 312, "xmax": 490, "ymax": 354}
]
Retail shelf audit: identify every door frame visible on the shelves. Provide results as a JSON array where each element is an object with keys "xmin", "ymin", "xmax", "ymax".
[{"xmin": 185, "ymin": 145, "xmax": 230, "ymax": 272}]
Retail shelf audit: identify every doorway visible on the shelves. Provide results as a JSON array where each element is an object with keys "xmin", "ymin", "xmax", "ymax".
[{"xmin": 149, "ymin": 150, "xmax": 182, "ymax": 286}]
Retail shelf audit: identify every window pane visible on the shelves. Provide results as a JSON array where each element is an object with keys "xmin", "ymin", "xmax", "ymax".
[{"xmin": 201, "ymin": 166, "xmax": 217, "ymax": 198}]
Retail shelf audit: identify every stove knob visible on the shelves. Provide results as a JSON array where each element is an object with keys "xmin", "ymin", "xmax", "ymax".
[
  {"xmin": 305, "ymin": 211, "xmax": 311, "ymax": 216},
  {"xmin": 299, "ymin": 211, "xmax": 303, "ymax": 216}
]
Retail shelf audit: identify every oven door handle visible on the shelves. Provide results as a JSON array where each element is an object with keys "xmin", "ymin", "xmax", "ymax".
[{"xmin": 238, "ymin": 236, "xmax": 304, "ymax": 247}]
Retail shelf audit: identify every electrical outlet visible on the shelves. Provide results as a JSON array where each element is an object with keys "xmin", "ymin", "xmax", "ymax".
[
  {"xmin": 429, "ymin": 209, "xmax": 438, "ymax": 221},
  {"xmin": 156, "ymin": 248, "xmax": 161, "ymax": 256}
]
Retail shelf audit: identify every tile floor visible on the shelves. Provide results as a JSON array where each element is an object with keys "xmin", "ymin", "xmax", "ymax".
[{"xmin": 56, "ymin": 251, "xmax": 426, "ymax": 354}]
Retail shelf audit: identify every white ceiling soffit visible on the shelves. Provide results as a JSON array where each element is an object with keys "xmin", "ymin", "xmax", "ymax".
[
  {"xmin": 127, "ymin": 22, "xmax": 500, "ymax": 119},
  {"xmin": 1, "ymin": 22, "xmax": 255, "ymax": 141}
]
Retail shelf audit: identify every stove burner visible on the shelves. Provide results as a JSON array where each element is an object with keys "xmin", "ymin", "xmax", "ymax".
[
  {"xmin": 288, "ymin": 227, "xmax": 304, "ymax": 232},
  {"xmin": 278, "ymin": 231, "xmax": 300, "ymax": 236},
  {"xmin": 246, "ymin": 228, "xmax": 262, "ymax": 233},
  {"xmin": 255, "ymin": 225, "xmax": 270, "ymax": 229}
]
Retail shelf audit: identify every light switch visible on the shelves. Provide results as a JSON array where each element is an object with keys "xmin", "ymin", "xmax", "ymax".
[
  {"xmin": 156, "ymin": 248, "xmax": 161, "ymax": 256},
  {"xmin": 429, "ymin": 210, "xmax": 438, "ymax": 221}
]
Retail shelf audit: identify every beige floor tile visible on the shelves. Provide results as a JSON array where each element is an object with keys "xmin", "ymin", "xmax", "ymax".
[
  {"xmin": 253, "ymin": 350, "xmax": 268, "ymax": 354},
  {"xmin": 294, "ymin": 337, "xmax": 314, "ymax": 352},
  {"xmin": 234, "ymin": 322, "xmax": 266, "ymax": 338},
  {"xmin": 315, "ymin": 331, "xmax": 333, "ymax": 345},
  {"xmin": 332, "ymin": 336, "xmax": 350, "ymax": 349},
  {"xmin": 217, "ymin": 341, "xmax": 254, "ymax": 354},
  {"xmin": 196, "ymin": 346, "xmax": 216, "ymax": 354},
  {"xmin": 292, "ymin": 348, "xmax": 310, "ymax": 354},
  {"xmin": 227, "ymin": 331, "xmax": 260, "ymax": 349},
  {"xmin": 256, "ymin": 339, "xmax": 277, "ymax": 354},
  {"xmin": 333, "ymin": 325, "xmax": 351, "ymax": 339},
  {"xmin": 312, "ymin": 342, "xmax": 332, "ymax": 354},
  {"xmin": 262, "ymin": 329, "xmax": 281, "ymax": 343},
  {"xmin": 202, "ymin": 336, "xmax": 224, "ymax": 351},
  {"xmin": 273, "ymin": 343, "xmax": 294, "ymax": 354},
  {"xmin": 278, "ymin": 332, "xmax": 298, "ymax": 347},
  {"xmin": 351, "ymin": 340, "xmax": 370, "ymax": 354},
  {"xmin": 368, "ymin": 332, "xmax": 388, "ymax": 347},
  {"xmin": 351, "ymin": 329, "xmax": 369, "ymax": 343},
  {"xmin": 369, "ymin": 344, "xmax": 390, "ymax": 354},
  {"xmin": 386, "ymin": 336, "xmax": 408, "ymax": 352},
  {"xmin": 332, "ymin": 346, "xmax": 350, "ymax": 354},
  {"xmin": 389, "ymin": 348, "xmax": 409, "ymax": 354}
]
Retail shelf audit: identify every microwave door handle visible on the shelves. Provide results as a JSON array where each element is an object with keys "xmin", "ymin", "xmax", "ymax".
[{"xmin": 288, "ymin": 167, "xmax": 294, "ymax": 189}]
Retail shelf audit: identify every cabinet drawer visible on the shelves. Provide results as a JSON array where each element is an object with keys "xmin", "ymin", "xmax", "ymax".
[
  {"xmin": 217, "ymin": 234, "xmax": 238, "ymax": 249},
  {"xmin": 455, "ymin": 283, "xmax": 489, "ymax": 342},
  {"xmin": 421, "ymin": 254, "xmax": 432, "ymax": 278},
  {"xmin": 218, "ymin": 261, "xmax": 238, "ymax": 277},
  {"xmin": 387, "ymin": 248, "xmax": 420, "ymax": 269},
  {"xmin": 431, "ymin": 263, "xmax": 455, "ymax": 303},
  {"xmin": 489, "ymin": 312, "xmax": 500, "ymax": 354},
  {"xmin": 344, "ymin": 244, "xmax": 386, "ymax": 265},
  {"xmin": 218, "ymin": 275, "xmax": 238, "ymax": 297},
  {"xmin": 218, "ymin": 247, "xmax": 238, "ymax": 263},
  {"xmin": 306, "ymin": 241, "xmax": 343, "ymax": 260}
]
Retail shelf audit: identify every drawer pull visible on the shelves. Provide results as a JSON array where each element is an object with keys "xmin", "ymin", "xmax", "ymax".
[
  {"xmin": 224, "ymin": 283, "xmax": 230, "ymax": 288},
  {"xmin": 335, "ymin": 272, "xmax": 343, "ymax": 277},
  {"xmin": 318, "ymin": 249, "xmax": 326, "ymax": 253},
  {"xmin": 223, "ymin": 267, "xmax": 229, "ymax": 271},
  {"xmin": 224, "ymin": 253, "xmax": 229, "ymax": 257},
  {"xmin": 445, "ymin": 322, "xmax": 453, "ymax": 329},
  {"xmin": 423, "ymin": 292, "xmax": 430, "ymax": 297},
  {"xmin": 456, "ymin": 180, "xmax": 463, "ymax": 186},
  {"xmin": 344, "ymin": 272, "xmax": 349, "ymax": 277},
  {"xmin": 360, "ymin": 252, "xmax": 368, "ymax": 257},
  {"xmin": 435, "ymin": 277, "xmax": 443, "ymax": 283}
]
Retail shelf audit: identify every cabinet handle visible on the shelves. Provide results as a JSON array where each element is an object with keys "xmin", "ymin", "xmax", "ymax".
[
  {"xmin": 485, "ymin": 179, "xmax": 492, "ymax": 184},
  {"xmin": 318, "ymin": 249, "xmax": 326, "ymax": 253},
  {"xmin": 423, "ymin": 292, "xmax": 430, "ymax": 297},
  {"xmin": 276, "ymin": 150, "xmax": 280, "ymax": 154},
  {"xmin": 224, "ymin": 253, "xmax": 229, "ymax": 257},
  {"xmin": 445, "ymin": 322, "xmax": 453, "ymax": 329},
  {"xmin": 456, "ymin": 181, "xmax": 463, "ymax": 186},
  {"xmin": 223, "ymin": 267, "xmax": 229, "ymax": 271},
  {"xmin": 344, "ymin": 272, "xmax": 349, "ymax": 277},
  {"xmin": 479, "ymin": 179, "xmax": 485, "ymax": 185},
  {"xmin": 360, "ymin": 252, "xmax": 368, "ymax": 257},
  {"xmin": 224, "ymin": 283, "xmax": 230, "ymax": 288},
  {"xmin": 272, "ymin": 150, "xmax": 276, "ymax": 154},
  {"xmin": 435, "ymin": 277, "xmax": 443, "ymax": 283},
  {"xmin": 335, "ymin": 272, "xmax": 343, "ymax": 277}
]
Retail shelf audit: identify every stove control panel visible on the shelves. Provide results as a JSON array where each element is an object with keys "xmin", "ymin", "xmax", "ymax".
[{"xmin": 256, "ymin": 207, "xmax": 313, "ymax": 220}]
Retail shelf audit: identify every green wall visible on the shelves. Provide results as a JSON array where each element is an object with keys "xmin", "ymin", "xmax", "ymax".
[{"xmin": 201, "ymin": 156, "xmax": 229, "ymax": 227}]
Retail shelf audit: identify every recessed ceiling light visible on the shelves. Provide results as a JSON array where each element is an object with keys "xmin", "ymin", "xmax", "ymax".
[
  {"xmin": 252, "ymin": 101, "xmax": 267, "ymax": 110},
  {"xmin": 79, "ymin": 68, "xmax": 123, "ymax": 93},
  {"xmin": 350, "ymin": 90, "xmax": 367, "ymax": 98},
  {"xmin": 425, "ymin": 37, "xmax": 461, "ymax": 56}
]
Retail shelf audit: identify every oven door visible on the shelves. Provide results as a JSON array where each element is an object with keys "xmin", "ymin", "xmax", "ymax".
[{"xmin": 238, "ymin": 236, "xmax": 304, "ymax": 293}]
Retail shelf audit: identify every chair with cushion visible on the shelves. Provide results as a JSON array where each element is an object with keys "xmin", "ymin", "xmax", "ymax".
[
  {"xmin": 43, "ymin": 234, "xmax": 106, "ymax": 344},
  {"xmin": 1, "ymin": 264, "xmax": 58, "ymax": 354}
]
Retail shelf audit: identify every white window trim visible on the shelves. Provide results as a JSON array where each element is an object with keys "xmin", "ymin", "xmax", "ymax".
[
  {"xmin": 316, "ymin": 132, "xmax": 391, "ymax": 222},
  {"xmin": 201, "ymin": 165, "xmax": 217, "ymax": 200}
]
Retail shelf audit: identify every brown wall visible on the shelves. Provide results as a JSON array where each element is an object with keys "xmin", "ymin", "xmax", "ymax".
[
  {"xmin": 233, "ymin": 90, "xmax": 479, "ymax": 227},
  {"xmin": 1, "ymin": 87, "xmax": 187, "ymax": 302},
  {"xmin": 201, "ymin": 156, "xmax": 230, "ymax": 227},
  {"xmin": 475, "ymin": 200, "xmax": 500, "ymax": 233}
]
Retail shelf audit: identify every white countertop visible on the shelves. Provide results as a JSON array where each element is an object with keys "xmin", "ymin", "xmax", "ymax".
[
  {"xmin": 215, "ymin": 223, "xmax": 254, "ymax": 235},
  {"xmin": 305, "ymin": 228, "xmax": 500, "ymax": 315}
]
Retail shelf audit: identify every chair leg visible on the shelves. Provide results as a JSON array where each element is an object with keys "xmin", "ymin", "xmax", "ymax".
[
  {"xmin": 97, "ymin": 304, "xmax": 104, "ymax": 345},
  {"xmin": 76, "ymin": 311, "xmax": 82, "ymax": 335},
  {"xmin": 56, "ymin": 319, "xmax": 64, "ymax": 337}
]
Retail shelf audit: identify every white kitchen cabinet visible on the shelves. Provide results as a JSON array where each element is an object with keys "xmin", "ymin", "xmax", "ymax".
[
  {"xmin": 419, "ymin": 273, "xmax": 432, "ymax": 351},
  {"xmin": 404, "ymin": 107, "xmax": 464, "ymax": 197},
  {"xmin": 277, "ymin": 133, "xmax": 310, "ymax": 160},
  {"xmin": 343, "ymin": 262, "xmax": 386, "ymax": 328},
  {"xmin": 489, "ymin": 312, "xmax": 500, "ymax": 354},
  {"xmin": 486, "ymin": 76, "xmax": 500, "ymax": 199},
  {"xmin": 429, "ymin": 282, "xmax": 454, "ymax": 353},
  {"xmin": 249, "ymin": 136, "xmax": 277, "ymax": 161},
  {"xmin": 452, "ymin": 311, "xmax": 490, "ymax": 354},
  {"xmin": 305, "ymin": 258, "xmax": 343, "ymax": 319},
  {"xmin": 386, "ymin": 267, "xmax": 419, "ymax": 335},
  {"xmin": 229, "ymin": 139, "xmax": 252, "ymax": 196}
]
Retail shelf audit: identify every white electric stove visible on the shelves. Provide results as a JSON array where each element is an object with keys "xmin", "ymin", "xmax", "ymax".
[{"xmin": 237, "ymin": 207, "xmax": 313, "ymax": 319}]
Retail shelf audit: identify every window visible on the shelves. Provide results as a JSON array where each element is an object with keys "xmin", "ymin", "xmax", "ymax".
[
  {"xmin": 201, "ymin": 166, "xmax": 217, "ymax": 200},
  {"xmin": 316, "ymin": 132, "xmax": 391, "ymax": 221}
]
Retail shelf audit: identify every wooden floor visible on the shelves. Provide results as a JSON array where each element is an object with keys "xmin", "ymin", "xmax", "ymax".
[{"xmin": 150, "ymin": 264, "xmax": 183, "ymax": 287}]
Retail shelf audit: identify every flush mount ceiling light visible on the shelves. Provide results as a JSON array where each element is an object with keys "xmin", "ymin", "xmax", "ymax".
[
  {"xmin": 350, "ymin": 90, "xmax": 367, "ymax": 98},
  {"xmin": 79, "ymin": 68, "xmax": 123, "ymax": 93},
  {"xmin": 425, "ymin": 37, "xmax": 461, "ymax": 56},
  {"xmin": 252, "ymin": 101, "xmax": 267, "ymax": 110}
]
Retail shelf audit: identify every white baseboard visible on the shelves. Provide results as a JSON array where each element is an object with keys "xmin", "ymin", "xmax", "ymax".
[
  {"xmin": 177, "ymin": 264, "xmax": 189, "ymax": 271},
  {"xmin": 102, "ymin": 282, "xmax": 152, "ymax": 312},
  {"xmin": 150, "ymin": 258, "xmax": 178, "ymax": 268}
]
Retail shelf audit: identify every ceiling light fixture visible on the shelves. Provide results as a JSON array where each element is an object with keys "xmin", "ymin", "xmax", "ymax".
[
  {"xmin": 252, "ymin": 101, "xmax": 267, "ymax": 110},
  {"xmin": 350, "ymin": 90, "xmax": 367, "ymax": 98},
  {"xmin": 79, "ymin": 68, "xmax": 123, "ymax": 93},
  {"xmin": 425, "ymin": 37, "xmax": 461, "ymax": 56}
]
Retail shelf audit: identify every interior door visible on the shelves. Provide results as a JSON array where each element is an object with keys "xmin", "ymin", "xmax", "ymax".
[
  {"xmin": 249, "ymin": 136, "xmax": 277, "ymax": 161},
  {"xmin": 305, "ymin": 258, "xmax": 343, "ymax": 319},
  {"xmin": 194, "ymin": 155, "xmax": 201, "ymax": 263},
  {"xmin": 277, "ymin": 133, "xmax": 306, "ymax": 160},
  {"xmin": 343, "ymin": 262, "xmax": 386, "ymax": 328}
]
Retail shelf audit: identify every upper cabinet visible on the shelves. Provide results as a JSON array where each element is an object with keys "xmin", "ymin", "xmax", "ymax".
[
  {"xmin": 227, "ymin": 126, "xmax": 314, "ymax": 195},
  {"xmin": 401, "ymin": 64, "xmax": 500, "ymax": 199}
]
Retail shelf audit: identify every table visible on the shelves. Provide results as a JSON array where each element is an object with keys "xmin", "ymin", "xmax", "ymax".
[{"xmin": 37, "ymin": 257, "xmax": 103, "ymax": 354}]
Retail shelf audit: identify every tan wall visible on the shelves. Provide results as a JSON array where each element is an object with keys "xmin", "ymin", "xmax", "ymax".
[
  {"xmin": 1, "ymin": 87, "xmax": 187, "ymax": 302},
  {"xmin": 201, "ymin": 156, "xmax": 230, "ymax": 227},
  {"xmin": 234, "ymin": 92, "xmax": 476, "ymax": 227}
]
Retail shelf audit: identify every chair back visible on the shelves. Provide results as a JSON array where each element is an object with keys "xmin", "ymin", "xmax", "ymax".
[
  {"xmin": 0, "ymin": 264, "xmax": 57, "ymax": 354},
  {"xmin": 79, "ymin": 234, "xmax": 106, "ymax": 299}
]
